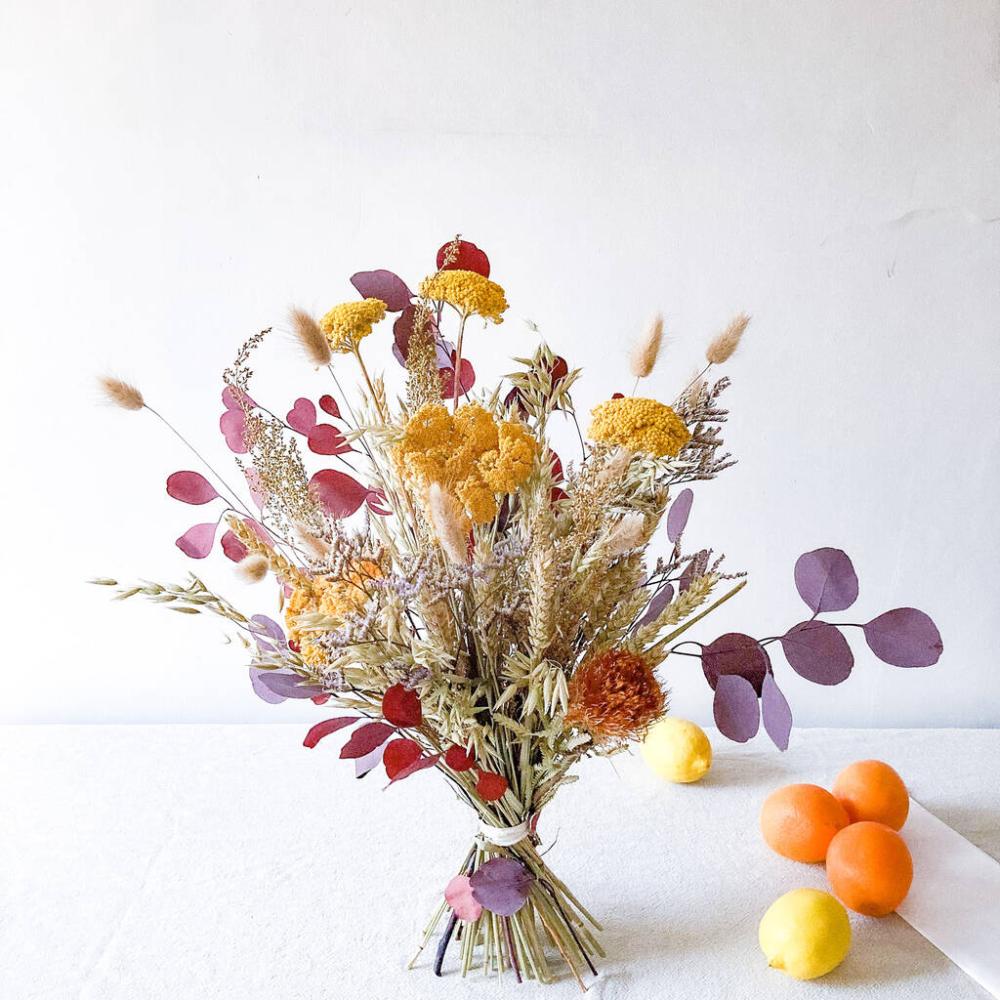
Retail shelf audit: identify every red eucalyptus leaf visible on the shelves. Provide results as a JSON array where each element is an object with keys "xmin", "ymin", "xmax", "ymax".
[
  {"xmin": 392, "ymin": 305, "xmax": 438, "ymax": 366},
  {"xmin": 307, "ymin": 424, "xmax": 353, "ymax": 456},
  {"xmin": 439, "ymin": 357, "xmax": 476, "ymax": 398},
  {"xmin": 863, "ymin": 608, "xmax": 943, "ymax": 667},
  {"xmin": 383, "ymin": 738, "xmax": 423, "ymax": 779},
  {"xmin": 366, "ymin": 489, "xmax": 392, "ymax": 516},
  {"xmin": 350, "ymin": 269, "xmax": 412, "ymax": 312},
  {"xmin": 220, "ymin": 530, "xmax": 248, "ymax": 562},
  {"xmin": 713, "ymin": 674, "xmax": 760, "ymax": 743},
  {"xmin": 318, "ymin": 394, "xmax": 341, "ymax": 419},
  {"xmin": 445, "ymin": 746, "xmax": 476, "ymax": 772},
  {"xmin": 387, "ymin": 751, "xmax": 441, "ymax": 784},
  {"xmin": 794, "ymin": 547, "xmax": 859, "ymax": 613},
  {"xmin": 310, "ymin": 469, "xmax": 370, "ymax": 518},
  {"xmin": 382, "ymin": 684, "xmax": 422, "ymax": 728},
  {"xmin": 175, "ymin": 522, "xmax": 217, "ymax": 558},
  {"xmin": 476, "ymin": 771, "xmax": 509, "ymax": 802},
  {"xmin": 167, "ymin": 471, "xmax": 219, "ymax": 505},
  {"xmin": 702, "ymin": 632, "xmax": 770, "ymax": 694},
  {"xmin": 303, "ymin": 716, "xmax": 358, "ymax": 749},
  {"xmin": 286, "ymin": 398, "xmax": 317, "ymax": 435},
  {"xmin": 339, "ymin": 722, "xmax": 396, "ymax": 759},
  {"xmin": 780, "ymin": 620, "xmax": 854, "ymax": 685},
  {"xmin": 436, "ymin": 239, "xmax": 490, "ymax": 277},
  {"xmin": 761, "ymin": 673, "xmax": 793, "ymax": 751}
]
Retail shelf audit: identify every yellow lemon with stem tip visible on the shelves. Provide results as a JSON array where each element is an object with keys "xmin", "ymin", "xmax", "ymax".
[
  {"xmin": 759, "ymin": 889, "xmax": 852, "ymax": 980},
  {"xmin": 641, "ymin": 717, "xmax": 712, "ymax": 783}
]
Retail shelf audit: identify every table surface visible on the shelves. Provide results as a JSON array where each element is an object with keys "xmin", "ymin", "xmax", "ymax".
[{"xmin": 2, "ymin": 725, "xmax": 998, "ymax": 1000}]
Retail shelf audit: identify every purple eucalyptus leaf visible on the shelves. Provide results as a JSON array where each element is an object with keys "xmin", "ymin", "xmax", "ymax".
[
  {"xmin": 780, "ymin": 620, "xmax": 854, "ymax": 686},
  {"xmin": 256, "ymin": 672, "xmax": 325, "ymax": 700},
  {"xmin": 249, "ymin": 615, "xmax": 285, "ymax": 642},
  {"xmin": 794, "ymin": 547, "xmax": 859, "ymax": 613},
  {"xmin": 666, "ymin": 488, "xmax": 694, "ymax": 543},
  {"xmin": 679, "ymin": 549, "xmax": 708, "ymax": 592},
  {"xmin": 761, "ymin": 673, "xmax": 793, "ymax": 751},
  {"xmin": 863, "ymin": 608, "xmax": 943, "ymax": 667},
  {"xmin": 469, "ymin": 858, "xmax": 535, "ymax": 917},
  {"xmin": 249, "ymin": 667, "xmax": 287, "ymax": 704},
  {"xmin": 638, "ymin": 584, "xmax": 674, "ymax": 628},
  {"xmin": 354, "ymin": 741, "xmax": 386, "ymax": 778},
  {"xmin": 350, "ymin": 270, "xmax": 412, "ymax": 312},
  {"xmin": 713, "ymin": 674, "xmax": 760, "ymax": 743},
  {"xmin": 702, "ymin": 632, "xmax": 770, "ymax": 694}
]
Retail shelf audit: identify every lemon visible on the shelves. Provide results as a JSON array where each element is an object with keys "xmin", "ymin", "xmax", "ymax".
[
  {"xmin": 641, "ymin": 717, "xmax": 712, "ymax": 783},
  {"xmin": 759, "ymin": 889, "xmax": 851, "ymax": 980}
]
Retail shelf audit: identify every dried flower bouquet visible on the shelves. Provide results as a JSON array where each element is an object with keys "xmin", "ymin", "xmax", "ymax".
[{"xmin": 97, "ymin": 237, "xmax": 942, "ymax": 987}]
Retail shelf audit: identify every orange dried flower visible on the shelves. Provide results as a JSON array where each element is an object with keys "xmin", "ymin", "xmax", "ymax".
[{"xmin": 565, "ymin": 649, "xmax": 665, "ymax": 744}]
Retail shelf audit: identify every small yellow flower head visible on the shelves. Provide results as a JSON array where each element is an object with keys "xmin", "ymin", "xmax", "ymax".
[
  {"xmin": 284, "ymin": 561, "xmax": 380, "ymax": 662},
  {"xmin": 396, "ymin": 402, "xmax": 538, "ymax": 524},
  {"xmin": 319, "ymin": 298, "xmax": 387, "ymax": 353},
  {"xmin": 418, "ymin": 270, "xmax": 508, "ymax": 323},
  {"xmin": 588, "ymin": 397, "xmax": 691, "ymax": 458}
]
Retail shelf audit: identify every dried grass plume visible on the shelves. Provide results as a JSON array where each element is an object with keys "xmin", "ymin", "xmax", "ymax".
[
  {"xmin": 605, "ymin": 512, "xmax": 646, "ymax": 558},
  {"xmin": 427, "ymin": 484, "xmax": 468, "ymax": 565},
  {"xmin": 236, "ymin": 554, "xmax": 270, "ymax": 583},
  {"xmin": 629, "ymin": 313, "xmax": 664, "ymax": 379},
  {"xmin": 290, "ymin": 307, "xmax": 332, "ymax": 367},
  {"xmin": 706, "ymin": 313, "xmax": 750, "ymax": 365},
  {"xmin": 98, "ymin": 375, "xmax": 144, "ymax": 411}
]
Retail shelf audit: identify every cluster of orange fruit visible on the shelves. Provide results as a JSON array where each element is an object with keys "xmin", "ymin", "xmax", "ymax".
[{"xmin": 760, "ymin": 760, "xmax": 913, "ymax": 916}]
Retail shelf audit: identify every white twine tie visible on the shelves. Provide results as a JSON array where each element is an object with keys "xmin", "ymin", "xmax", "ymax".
[{"xmin": 477, "ymin": 818, "xmax": 530, "ymax": 847}]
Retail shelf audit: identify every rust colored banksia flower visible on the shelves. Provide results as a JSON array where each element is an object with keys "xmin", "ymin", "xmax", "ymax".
[{"xmin": 565, "ymin": 649, "xmax": 666, "ymax": 744}]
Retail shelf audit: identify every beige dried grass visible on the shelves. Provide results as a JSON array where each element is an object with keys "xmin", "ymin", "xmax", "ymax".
[
  {"xmin": 289, "ymin": 307, "xmax": 331, "ymax": 367},
  {"xmin": 629, "ymin": 313, "xmax": 664, "ymax": 379},
  {"xmin": 706, "ymin": 313, "xmax": 750, "ymax": 365},
  {"xmin": 98, "ymin": 375, "xmax": 144, "ymax": 411}
]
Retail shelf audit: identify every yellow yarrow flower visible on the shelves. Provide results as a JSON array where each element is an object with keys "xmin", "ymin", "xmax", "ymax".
[
  {"xmin": 396, "ymin": 402, "xmax": 538, "ymax": 524},
  {"xmin": 319, "ymin": 298, "xmax": 387, "ymax": 354},
  {"xmin": 588, "ymin": 397, "xmax": 691, "ymax": 458},
  {"xmin": 284, "ymin": 561, "xmax": 380, "ymax": 663},
  {"xmin": 418, "ymin": 270, "xmax": 508, "ymax": 323}
]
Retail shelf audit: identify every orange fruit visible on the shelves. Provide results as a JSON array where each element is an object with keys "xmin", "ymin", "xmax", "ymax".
[
  {"xmin": 760, "ymin": 784, "xmax": 850, "ymax": 863},
  {"xmin": 826, "ymin": 821, "xmax": 913, "ymax": 916},
  {"xmin": 833, "ymin": 760, "xmax": 909, "ymax": 830}
]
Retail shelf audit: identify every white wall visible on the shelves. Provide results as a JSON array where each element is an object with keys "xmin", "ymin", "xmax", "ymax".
[{"xmin": 2, "ymin": 0, "xmax": 998, "ymax": 728}]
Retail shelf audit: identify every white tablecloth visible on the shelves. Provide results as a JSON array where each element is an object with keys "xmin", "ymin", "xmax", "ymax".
[{"xmin": 2, "ymin": 726, "xmax": 997, "ymax": 999}]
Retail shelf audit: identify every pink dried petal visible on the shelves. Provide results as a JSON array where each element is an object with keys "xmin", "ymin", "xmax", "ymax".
[
  {"xmin": 286, "ymin": 398, "xmax": 317, "ymax": 435},
  {"xmin": 166, "ymin": 471, "xmax": 219, "ymax": 505},
  {"xmin": 175, "ymin": 521, "xmax": 218, "ymax": 558},
  {"xmin": 219, "ymin": 409, "xmax": 249, "ymax": 454},
  {"xmin": 445, "ymin": 875, "xmax": 483, "ymax": 921}
]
